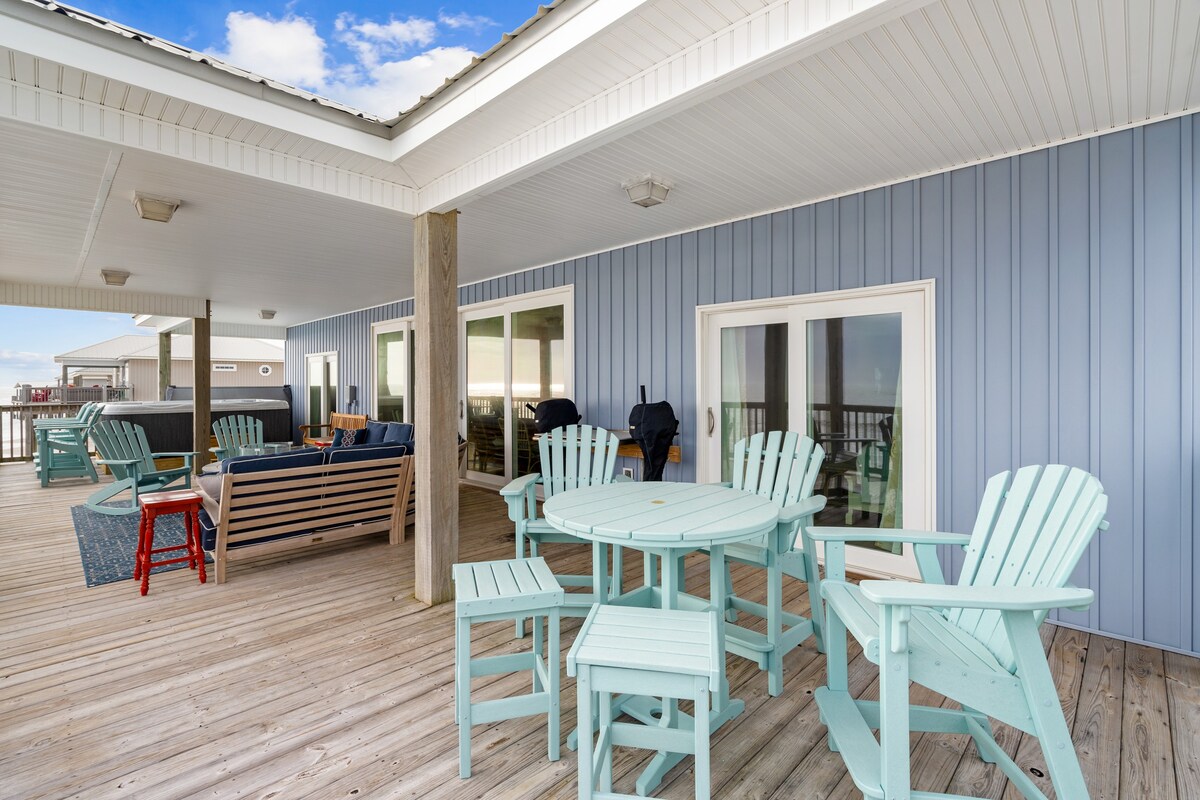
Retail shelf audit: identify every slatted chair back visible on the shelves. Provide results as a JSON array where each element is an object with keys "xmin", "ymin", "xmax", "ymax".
[
  {"xmin": 949, "ymin": 464, "xmax": 1108, "ymax": 671},
  {"xmin": 213, "ymin": 415, "xmax": 264, "ymax": 457},
  {"xmin": 729, "ymin": 431, "xmax": 825, "ymax": 533},
  {"xmin": 90, "ymin": 420, "xmax": 157, "ymax": 481},
  {"xmin": 538, "ymin": 425, "xmax": 621, "ymax": 500}
]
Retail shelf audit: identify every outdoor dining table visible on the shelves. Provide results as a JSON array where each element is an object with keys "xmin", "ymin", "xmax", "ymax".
[{"xmin": 542, "ymin": 481, "xmax": 779, "ymax": 796}]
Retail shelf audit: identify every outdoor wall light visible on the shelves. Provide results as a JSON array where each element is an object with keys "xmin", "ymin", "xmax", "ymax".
[
  {"xmin": 259, "ymin": 309, "xmax": 277, "ymax": 320},
  {"xmin": 132, "ymin": 192, "xmax": 181, "ymax": 223},
  {"xmin": 623, "ymin": 175, "xmax": 671, "ymax": 207},
  {"xmin": 100, "ymin": 269, "xmax": 130, "ymax": 286}
]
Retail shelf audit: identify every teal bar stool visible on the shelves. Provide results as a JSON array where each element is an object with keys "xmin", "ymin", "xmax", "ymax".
[
  {"xmin": 567, "ymin": 605, "xmax": 722, "ymax": 800},
  {"xmin": 453, "ymin": 557, "xmax": 564, "ymax": 779}
]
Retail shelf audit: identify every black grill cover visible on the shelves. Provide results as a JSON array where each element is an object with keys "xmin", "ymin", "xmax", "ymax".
[
  {"xmin": 628, "ymin": 386, "xmax": 678, "ymax": 482},
  {"xmin": 528, "ymin": 398, "xmax": 582, "ymax": 433}
]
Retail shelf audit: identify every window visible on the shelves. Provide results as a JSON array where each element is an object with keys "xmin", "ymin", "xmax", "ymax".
[
  {"xmin": 305, "ymin": 352, "xmax": 338, "ymax": 425},
  {"xmin": 372, "ymin": 319, "xmax": 414, "ymax": 422}
]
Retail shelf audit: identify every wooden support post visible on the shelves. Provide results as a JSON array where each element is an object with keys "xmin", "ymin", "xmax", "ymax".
[
  {"xmin": 158, "ymin": 331, "xmax": 172, "ymax": 400},
  {"xmin": 193, "ymin": 301, "xmax": 211, "ymax": 473},
  {"xmin": 413, "ymin": 210, "xmax": 459, "ymax": 606},
  {"xmin": 61, "ymin": 364, "xmax": 69, "ymax": 387}
]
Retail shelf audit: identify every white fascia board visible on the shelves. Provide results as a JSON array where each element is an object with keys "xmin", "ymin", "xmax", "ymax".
[
  {"xmin": 388, "ymin": 0, "xmax": 652, "ymax": 161},
  {"xmin": 0, "ymin": 9, "xmax": 394, "ymax": 162},
  {"xmin": 417, "ymin": 0, "xmax": 937, "ymax": 213},
  {"xmin": 1, "ymin": 281, "xmax": 209, "ymax": 317}
]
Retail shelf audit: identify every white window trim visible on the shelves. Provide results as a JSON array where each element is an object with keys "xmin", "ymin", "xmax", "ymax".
[{"xmin": 370, "ymin": 317, "xmax": 413, "ymax": 421}]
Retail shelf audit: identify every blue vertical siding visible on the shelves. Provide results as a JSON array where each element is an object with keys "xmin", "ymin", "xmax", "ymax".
[{"xmin": 287, "ymin": 113, "xmax": 1200, "ymax": 656}]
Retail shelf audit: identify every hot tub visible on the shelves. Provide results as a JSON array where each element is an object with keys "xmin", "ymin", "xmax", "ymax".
[{"xmin": 100, "ymin": 399, "xmax": 292, "ymax": 452}]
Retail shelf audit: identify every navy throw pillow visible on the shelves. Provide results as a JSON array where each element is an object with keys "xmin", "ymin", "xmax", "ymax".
[
  {"xmin": 332, "ymin": 427, "xmax": 363, "ymax": 447},
  {"xmin": 383, "ymin": 422, "xmax": 413, "ymax": 444},
  {"xmin": 364, "ymin": 420, "xmax": 388, "ymax": 444}
]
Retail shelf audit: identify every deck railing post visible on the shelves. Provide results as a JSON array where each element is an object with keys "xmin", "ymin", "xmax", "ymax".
[{"xmin": 193, "ymin": 300, "xmax": 211, "ymax": 473}]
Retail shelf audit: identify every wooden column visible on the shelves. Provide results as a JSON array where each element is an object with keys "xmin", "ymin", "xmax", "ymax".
[
  {"xmin": 157, "ymin": 331, "xmax": 172, "ymax": 400},
  {"xmin": 60, "ymin": 364, "xmax": 68, "ymax": 387},
  {"xmin": 192, "ymin": 301, "xmax": 211, "ymax": 473},
  {"xmin": 413, "ymin": 210, "xmax": 458, "ymax": 606}
]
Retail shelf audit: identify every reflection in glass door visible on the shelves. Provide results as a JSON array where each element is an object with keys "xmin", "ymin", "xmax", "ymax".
[
  {"xmin": 374, "ymin": 325, "xmax": 408, "ymax": 422},
  {"xmin": 511, "ymin": 306, "xmax": 566, "ymax": 476},
  {"xmin": 806, "ymin": 314, "xmax": 903, "ymax": 551},
  {"xmin": 465, "ymin": 316, "xmax": 506, "ymax": 478},
  {"xmin": 305, "ymin": 352, "xmax": 338, "ymax": 426},
  {"xmin": 718, "ymin": 323, "xmax": 788, "ymax": 481}
]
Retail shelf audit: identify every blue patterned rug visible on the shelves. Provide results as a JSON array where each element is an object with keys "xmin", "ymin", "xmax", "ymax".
[{"xmin": 70, "ymin": 504, "xmax": 211, "ymax": 588}]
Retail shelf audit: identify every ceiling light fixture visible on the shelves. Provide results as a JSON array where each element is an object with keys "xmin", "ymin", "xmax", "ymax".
[
  {"xmin": 100, "ymin": 269, "xmax": 130, "ymax": 286},
  {"xmin": 259, "ymin": 309, "xmax": 277, "ymax": 320},
  {"xmin": 133, "ymin": 192, "xmax": 181, "ymax": 223},
  {"xmin": 622, "ymin": 175, "xmax": 671, "ymax": 208}
]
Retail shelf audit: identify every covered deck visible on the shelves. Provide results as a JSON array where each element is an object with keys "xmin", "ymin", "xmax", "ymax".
[{"xmin": 2, "ymin": 464, "xmax": 1194, "ymax": 800}]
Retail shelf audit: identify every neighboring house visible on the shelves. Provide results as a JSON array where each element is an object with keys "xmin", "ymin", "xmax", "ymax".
[{"xmin": 55, "ymin": 335, "xmax": 284, "ymax": 401}]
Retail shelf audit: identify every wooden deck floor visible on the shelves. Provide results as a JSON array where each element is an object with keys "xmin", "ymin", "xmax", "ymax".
[{"xmin": 0, "ymin": 463, "xmax": 1195, "ymax": 799}]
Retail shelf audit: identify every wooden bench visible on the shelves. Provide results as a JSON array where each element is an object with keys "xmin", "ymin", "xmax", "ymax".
[
  {"xmin": 203, "ymin": 454, "xmax": 413, "ymax": 583},
  {"xmin": 300, "ymin": 413, "xmax": 368, "ymax": 448}
]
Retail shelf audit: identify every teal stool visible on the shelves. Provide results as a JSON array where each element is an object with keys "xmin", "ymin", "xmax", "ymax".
[
  {"xmin": 453, "ymin": 557, "xmax": 564, "ymax": 779},
  {"xmin": 567, "ymin": 605, "xmax": 722, "ymax": 800}
]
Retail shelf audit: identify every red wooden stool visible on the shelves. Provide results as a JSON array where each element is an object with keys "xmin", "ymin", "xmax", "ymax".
[{"xmin": 136, "ymin": 489, "xmax": 206, "ymax": 596}]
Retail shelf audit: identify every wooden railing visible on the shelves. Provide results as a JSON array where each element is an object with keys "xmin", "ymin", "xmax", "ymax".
[
  {"xmin": 0, "ymin": 404, "xmax": 95, "ymax": 462},
  {"xmin": 10, "ymin": 385, "xmax": 131, "ymax": 404}
]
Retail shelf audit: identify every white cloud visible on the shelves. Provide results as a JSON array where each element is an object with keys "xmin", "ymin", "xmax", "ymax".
[
  {"xmin": 216, "ymin": 12, "xmax": 328, "ymax": 87},
  {"xmin": 210, "ymin": 10, "xmax": 477, "ymax": 117},
  {"xmin": 326, "ymin": 46, "xmax": 475, "ymax": 116},
  {"xmin": 438, "ymin": 11, "xmax": 498, "ymax": 34}
]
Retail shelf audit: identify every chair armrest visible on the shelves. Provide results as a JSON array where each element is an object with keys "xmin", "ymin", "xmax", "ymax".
[
  {"xmin": 807, "ymin": 527, "xmax": 972, "ymax": 546},
  {"xmin": 613, "ymin": 474, "xmax": 634, "ymax": 483},
  {"xmin": 97, "ymin": 458, "xmax": 141, "ymax": 466},
  {"xmin": 500, "ymin": 473, "xmax": 542, "ymax": 523},
  {"xmin": 299, "ymin": 423, "xmax": 331, "ymax": 435},
  {"xmin": 152, "ymin": 451, "xmax": 199, "ymax": 459},
  {"xmin": 859, "ymin": 581, "xmax": 1095, "ymax": 612},
  {"xmin": 500, "ymin": 473, "xmax": 541, "ymax": 497},
  {"xmin": 779, "ymin": 494, "xmax": 827, "ymax": 525}
]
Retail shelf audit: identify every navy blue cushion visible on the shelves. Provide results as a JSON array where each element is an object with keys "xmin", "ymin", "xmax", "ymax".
[
  {"xmin": 221, "ymin": 448, "xmax": 324, "ymax": 474},
  {"xmin": 331, "ymin": 427, "xmax": 364, "ymax": 447},
  {"xmin": 325, "ymin": 443, "xmax": 409, "ymax": 465},
  {"xmin": 383, "ymin": 422, "xmax": 413, "ymax": 444},
  {"xmin": 364, "ymin": 420, "xmax": 388, "ymax": 444}
]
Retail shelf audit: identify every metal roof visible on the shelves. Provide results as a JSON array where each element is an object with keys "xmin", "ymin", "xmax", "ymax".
[
  {"xmin": 56, "ymin": 334, "xmax": 284, "ymax": 364},
  {"xmin": 17, "ymin": 0, "xmax": 569, "ymax": 126}
]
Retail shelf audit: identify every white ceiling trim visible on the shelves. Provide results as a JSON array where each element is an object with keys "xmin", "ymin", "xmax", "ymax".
[
  {"xmin": 0, "ymin": 281, "xmax": 208, "ymax": 317},
  {"xmin": 415, "ymin": 0, "xmax": 937, "ymax": 213},
  {"xmin": 0, "ymin": 78, "xmax": 419, "ymax": 215}
]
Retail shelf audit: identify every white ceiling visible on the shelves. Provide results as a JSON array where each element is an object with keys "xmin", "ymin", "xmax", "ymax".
[
  {"xmin": 2, "ymin": 0, "xmax": 1198, "ymax": 328},
  {"xmin": 0, "ymin": 117, "xmax": 410, "ymax": 328}
]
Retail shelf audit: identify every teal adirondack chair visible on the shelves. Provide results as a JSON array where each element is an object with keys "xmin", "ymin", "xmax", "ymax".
[
  {"xmin": 811, "ymin": 465, "xmax": 1108, "ymax": 800},
  {"xmin": 34, "ymin": 403, "xmax": 104, "ymax": 486},
  {"xmin": 86, "ymin": 420, "xmax": 196, "ymax": 516},
  {"xmin": 697, "ymin": 431, "xmax": 827, "ymax": 696},
  {"xmin": 211, "ymin": 415, "xmax": 264, "ymax": 460},
  {"xmin": 501, "ymin": 424, "xmax": 626, "ymax": 636}
]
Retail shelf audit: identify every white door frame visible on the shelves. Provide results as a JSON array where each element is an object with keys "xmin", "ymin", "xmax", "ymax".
[
  {"xmin": 459, "ymin": 285, "xmax": 574, "ymax": 488},
  {"xmin": 695, "ymin": 279, "xmax": 936, "ymax": 580},
  {"xmin": 370, "ymin": 317, "xmax": 413, "ymax": 421},
  {"xmin": 304, "ymin": 351, "xmax": 339, "ymax": 422}
]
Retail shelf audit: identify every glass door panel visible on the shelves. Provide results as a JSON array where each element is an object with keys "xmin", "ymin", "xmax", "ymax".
[
  {"xmin": 375, "ymin": 329, "xmax": 406, "ymax": 422},
  {"xmin": 718, "ymin": 323, "xmax": 788, "ymax": 481},
  {"xmin": 511, "ymin": 305, "xmax": 566, "ymax": 477},
  {"xmin": 306, "ymin": 353, "xmax": 337, "ymax": 425},
  {"xmin": 465, "ymin": 316, "xmax": 505, "ymax": 477},
  {"xmin": 806, "ymin": 314, "xmax": 903, "ymax": 549}
]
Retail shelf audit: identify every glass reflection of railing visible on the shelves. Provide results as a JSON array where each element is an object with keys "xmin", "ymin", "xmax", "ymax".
[{"xmin": 719, "ymin": 401, "xmax": 894, "ymax": 449}]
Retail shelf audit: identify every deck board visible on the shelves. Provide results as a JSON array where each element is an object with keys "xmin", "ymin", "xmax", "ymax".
[{"xmin": 0, "ymin": 463, "xmax": 1192, "ymax": 799}]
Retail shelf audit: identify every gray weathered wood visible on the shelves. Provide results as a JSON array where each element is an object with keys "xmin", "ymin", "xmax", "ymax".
[
  {"xmin": 413, "ymin": 210, "xmax": 458, "ymax": 605},
  {"xmin": 157, "ymin": 331, "xmax": 172, "ymax": 401},
  {"xmin": 192, "ymin": 301, "xmax": 211, "ymax": 473}
]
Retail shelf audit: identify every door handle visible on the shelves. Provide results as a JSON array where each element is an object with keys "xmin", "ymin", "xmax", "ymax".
[
  {"xmin": 707, "ymin": 407, "xmax": 715, "ymax": 436},
  {"xmin": 459, "ymin": 400, "xmax": 464, "ymax": 420}
]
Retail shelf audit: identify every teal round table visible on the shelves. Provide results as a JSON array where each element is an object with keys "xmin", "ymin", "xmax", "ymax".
[{"xmin": 543, "ymin": 481, "xmax": 779, "ymax": 796}]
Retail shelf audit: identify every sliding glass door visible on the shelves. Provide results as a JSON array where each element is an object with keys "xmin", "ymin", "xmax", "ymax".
[
  {"xmin": 305, "ymin": 352, "xmax": 338, "ymax": 426},
  {"xmin": 699, "ymin": 283, "xmax": 934, "ymax": 579},
  {"xmin": 460, "ymin": 288, "xmax": 573, "ymax": 487},
  {"xmin": 372, "ymin": 319, "xmax": 414, "ymax": 423}
]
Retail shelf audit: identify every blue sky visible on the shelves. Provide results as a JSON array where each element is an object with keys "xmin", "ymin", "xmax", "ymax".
[
  {"xmin": 79, "ymin": 0, "xmax": 539, "ymax": 118},
  {"xmin": 0, "ymin": 1, "xmax": 537, "ymax": 394}
]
